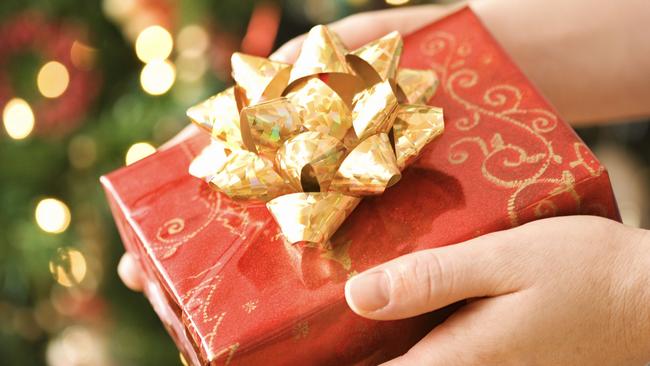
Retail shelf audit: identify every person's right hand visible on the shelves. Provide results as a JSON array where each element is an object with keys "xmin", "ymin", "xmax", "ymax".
[
  {"xmin": 345, "ymin": 216, "xmax": 650, "ymax": 365},
  {"xmin": 270, "ymin": 4, "xmax": 459, "ymax": 63},
  {"xmin": 275, "ymin": 0, "xmax": 650, "ymax": 125}
]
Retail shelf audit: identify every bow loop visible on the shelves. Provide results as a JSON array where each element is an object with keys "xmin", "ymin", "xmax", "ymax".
[
  {"xmin": 239, "ymin": 97, "xmax": 303, "ymax": 156},
  {"xmin": 347, "ymin": 30, "xmax": 403, "ymax": 85},
  {"xmin": 276, "ymin": 131, "xmax": 347, "ymax": 192},
  {"xmin": 231, "ymin": 53, "xmax": 292, "ymax": 105}
]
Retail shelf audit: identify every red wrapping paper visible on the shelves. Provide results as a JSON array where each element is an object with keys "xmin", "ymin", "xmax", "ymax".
[{"xmin": 101, "ymin": 7, "xmax": 620, "ymax": 366}]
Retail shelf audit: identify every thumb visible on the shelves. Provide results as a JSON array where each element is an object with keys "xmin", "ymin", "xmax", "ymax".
[{"xmin": 344, "ymin": 231, "xmax": 524, "ymax": 320}]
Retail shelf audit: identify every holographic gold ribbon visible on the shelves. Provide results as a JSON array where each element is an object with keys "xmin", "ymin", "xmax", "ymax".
[{"xmin": 187, "ymin": 25, "xmax": 444, "ymax": 245}]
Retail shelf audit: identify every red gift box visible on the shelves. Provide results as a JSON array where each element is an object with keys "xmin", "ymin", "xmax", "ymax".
[{"xmin": 102, "ymin": 7, "xmax": 620, "ymax": 366}]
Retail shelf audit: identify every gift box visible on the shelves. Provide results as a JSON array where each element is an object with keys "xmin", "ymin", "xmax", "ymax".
[{"xmin": 101, "ymin": 7, "xmax": 620, "ymax": 366}]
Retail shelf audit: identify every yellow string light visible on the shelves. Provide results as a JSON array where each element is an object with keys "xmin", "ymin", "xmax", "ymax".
[
  {"xmin": 385, "ymin": 0, "xmax": 410, "ymax": 5},
  {"xmin": 140, "ymin": 60, "xmax": 176, "ymax": 95},
  {"xmin": 49, "ymin": 248, "xmax": 87, "ymax": 287},
  {"xmin": 179, "ymin": 353, "xmax": 189, "ymax": 366},
  {"xmin": 176, "ymin": 52, "xmax": 207, "ymax": 83},
  {"xmin": 2, "ymin": 98, "xmax": 35, "ymax": 140},
  {"xmin": 177, "ymin": 25, "xmax": 209, "ymax": 57},
  {"xmin": 135, "ymin": 25, "xmax": 173, "ymax": 63},
  {"xmin": 37, "ymin": 61, "xmax": 70, "ymax": 98},
  {"xmin": 125, "ymin": 142, "xmax": 156, "ymax": 165},
  {"xmin": 347, "ymin": 0, "xmax": 370, "ymax": 5},
  {"xmin": 35, "ymin": 198, "xmax": 71, "ymax": 234}
]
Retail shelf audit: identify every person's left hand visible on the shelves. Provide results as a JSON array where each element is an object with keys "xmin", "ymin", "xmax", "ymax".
[{"xmin": 344, "ymin": 215, "xmax": 650, "ymax": 365}]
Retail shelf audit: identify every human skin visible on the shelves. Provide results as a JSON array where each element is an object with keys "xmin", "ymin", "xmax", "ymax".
[
  {"xmin": 345, "ymin": 216, "xmax": 650, "ymax": 365},
  {"xmin": 119, "ymin": 1, "xmax": 650, "ymax": 364},
  {"xmin": 117, "ymin": 219, "xmax": 650, "ymax": 365},
  {"xmin": 272, "ymin": 0, "xmax": 650, "ymax": 125}
]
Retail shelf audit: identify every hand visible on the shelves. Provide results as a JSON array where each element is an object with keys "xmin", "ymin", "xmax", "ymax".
[
  {"xmin": 344, "ymin": 216, "xmax": 650, "ymax": 365},
  {"xmin": 270, "ymin": 4, "xmax": 458, "ymax": 63},
  {"xmin": 272, "ymin": 1, "xmax": 650, "ymax": 125},
  {"xmin": 118, "ymin": 252, "xmax": 145, "ymax": 291}
]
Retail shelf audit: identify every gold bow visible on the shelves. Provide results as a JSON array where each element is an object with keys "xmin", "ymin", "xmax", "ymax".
[{"xmin": 187, "ymin": 25, "xmax": 444, "ymax": 245}]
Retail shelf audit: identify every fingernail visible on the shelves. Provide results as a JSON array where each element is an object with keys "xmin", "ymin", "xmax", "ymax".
[{"xmin": 345, "ymin": 271, "xmax": 390, "ymax": 313}]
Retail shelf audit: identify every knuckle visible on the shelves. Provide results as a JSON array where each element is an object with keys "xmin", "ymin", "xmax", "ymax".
[
  {"xmin": 488, "ymin": 239, "xmax": 529, "ymax": 290},
  {"xmin": 481, "ymin": 228, "xmax": 525, "ymax": 262},
  {"xmin": 421, "ymin": 251, "xmax": 450, "ymax": 302},
  {"xmin": 466, "ymin": 230, "xmax": 525, "ymax": 292}
]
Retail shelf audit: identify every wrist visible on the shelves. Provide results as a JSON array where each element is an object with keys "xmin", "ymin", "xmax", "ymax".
[
  {"xmin": 636, "ymin": 229, "xmax": 650, "ymax": 362},
  {"xmin": 617, "ymin": 226, "xmax": 650, "ymax": 363}
]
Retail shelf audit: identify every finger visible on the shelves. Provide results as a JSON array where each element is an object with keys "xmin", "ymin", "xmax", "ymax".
[
  {"xmin": 382, "ymin": 294, "xmax": 523, "ymax": 366},
  {"xmin": 345, "ymin": 230, "xmax": 525, "ymax": 320},
  {"xmin": 269, "ymin": 34, "xmax": 306, "ymax": 63},
  {"xmin": 118, "ymin": 253, "xmax": 145, "ymax": 292},
  {"xmin": 270, "ymin": 4, "xmax": 455, "ymax": 63}
]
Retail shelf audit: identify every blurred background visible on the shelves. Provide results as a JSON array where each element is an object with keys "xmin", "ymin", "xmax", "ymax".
[{"xmin": 0, "ymin": 0, "xmax": 647, "ymax": 365}]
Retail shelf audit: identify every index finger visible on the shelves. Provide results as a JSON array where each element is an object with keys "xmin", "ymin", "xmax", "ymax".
[{"xmin": 269, "ymin": 4, "xmax": 458, "ymax": 63}]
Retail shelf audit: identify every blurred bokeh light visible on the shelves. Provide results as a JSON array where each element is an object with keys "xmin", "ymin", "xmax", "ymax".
[
  {"xmin": 35, "ymin": 198, "xmax": 71, "ymax": 234},
  {"xmin": 386, "ymin": 0, "xmax": 410, "ymax": 5},
  {"xmin": 135, "ymin": 25, "xmax": 174, "ymax": 63},
  {"xmin": 140, "ymin": 60, "xmax": 176, "ymax": 95},
  {"xmin": 49, "ymin": 248, "xmax": 88, "ymax": 287},
  {"xmin": 37, "ymin": 61, "xmax": 70, "ymax": 99},
  {"xmin": 125, "ymin": 142, "xmax": 156, "ymax": 165},
  {"xmin": 3, "ymin": 98, "xmax": 35, "ymax": 139}
]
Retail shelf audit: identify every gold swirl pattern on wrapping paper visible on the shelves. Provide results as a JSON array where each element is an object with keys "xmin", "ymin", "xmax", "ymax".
[
  {"xmin": 154, "ymin": 188, "xmax": 267, "ymax": 259},
  {"xmin": 164, "ymin": 196, "xmax": 270, "ymax": 361},
  {"xmin": 151, "ymin": 186, "xmax": 267, "ymax": 361},
  {"xmin": 180, "ymin": 268, "xmax": 225, "ymax": 347},
  {"xmin": 213, "ymin": 343, "xmax": 239, "ymax": 366},
  {"xmin": 419, "ymin": 31, "xmax": 604, "ymax": 226},
  {"xmin": 175, "ymin": 260, "xmax": 244, "ymax": 363},
  {"xmin": 154, "ymin": 191, "xmax": 218, "ymax": 259},
  {"xmin": 569, "ymin": 142, "xmax": 605, "ymax": 177},
  {"xmin": 156, "ymin": 136, "xmax": 270, "ymax": 259}
]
